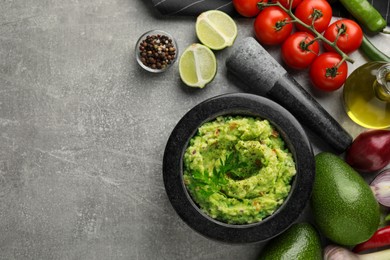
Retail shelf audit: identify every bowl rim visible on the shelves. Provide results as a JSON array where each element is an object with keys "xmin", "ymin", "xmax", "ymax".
[
  {"xmin": 162, "ymin": 93, "xmax": 315, "ymax": 243},
  {"xmin": 135, "ymin": 29, "xmax": 178, "ymax": 73}
]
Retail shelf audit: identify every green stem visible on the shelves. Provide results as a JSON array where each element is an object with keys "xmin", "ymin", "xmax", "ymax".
[
  {"xmin": 310, "ymin": 9, "xmax": 323, "ymax": 28},
  {"xmin": 325, "ymin": 56, "xmax": 347, "ymax": 78},
  {"xmin": 299, "ymin": 37, "xmax": 317, "ymax": 52},
  {"xmin": 306, "ymin": 36, "xmax": 320, "ymax": 48},
  {"xmin": 336, "ymin": 55, "xmax": 348, "ymax": 69}
]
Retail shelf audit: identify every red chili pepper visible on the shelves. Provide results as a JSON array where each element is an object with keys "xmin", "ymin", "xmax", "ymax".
[{"xmin": 353, "ymin": 226, "xmax": 390, "ymax": 253}]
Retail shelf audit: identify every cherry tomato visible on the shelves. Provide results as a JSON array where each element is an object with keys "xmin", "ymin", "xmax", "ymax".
[
  {"xmin": 294, "ymin": 0, "xmax": 332, "ymax": 33},
  {"xmin": 281, "ymin": 32, "xmax": 319, "ymax": 69},
  {"xmin": 309, "ymin": 52, "xmax": 348, "ymax": 92},
  {"xmin": 276, "ymin": 0, "xmax": 303, "ymax": 9},
  {"xmin": 233, "ymin": 0, "xmax": 262, "ymax": 17},
  {"xmin": 254, "ymin": 6, "xmax": 293, "ymax": 45},
  {"xmin": 323, "ymin": 19, "xmax": 363, "ymax": 54}
]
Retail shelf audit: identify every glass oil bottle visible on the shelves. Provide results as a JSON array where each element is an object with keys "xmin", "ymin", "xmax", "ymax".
[{"xmin": 343, "ymin": 62, "xmax": 390, "ymax": 129}]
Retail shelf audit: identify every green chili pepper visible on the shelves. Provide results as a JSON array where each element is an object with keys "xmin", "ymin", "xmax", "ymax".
[
  {"xmin": 360, "ymin": 35, "xmax": 390, "ymax": 62},
  {"xmin": 338, "ymin": 0, "xmax": 387, "ymax": 33}
]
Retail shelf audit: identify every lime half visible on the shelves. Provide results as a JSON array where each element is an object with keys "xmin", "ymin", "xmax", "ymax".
[
  {"xmin": 179, "ymin": 43, "xmax": 217, "ymax": 88},
  {"xmin": 196, "ymin": 10, "xmax": 238, "ymax": 50}
]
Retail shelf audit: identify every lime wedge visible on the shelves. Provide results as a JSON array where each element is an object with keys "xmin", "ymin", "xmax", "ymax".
[
  {"xmin": 195, "ymin": 10, "xmax": 238, "ymax": 50},
  {"xmin": 179, "ymin": 43, "xmax": 217, "ymax": 88}
]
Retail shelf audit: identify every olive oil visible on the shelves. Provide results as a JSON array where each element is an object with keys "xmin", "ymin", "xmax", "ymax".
[{"xmin": 343, "ymin": 62, "xmax": 390, "ymax": 129}]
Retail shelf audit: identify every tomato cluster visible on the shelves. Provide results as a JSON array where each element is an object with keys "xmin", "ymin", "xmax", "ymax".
[{"xmin": 232, "ymin": 0, "xmax": 363, "ymax": 92}]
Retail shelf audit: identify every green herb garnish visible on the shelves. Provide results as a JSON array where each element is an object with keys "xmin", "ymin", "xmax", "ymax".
[{"xmin": 187, "ymin": 151, "xmax": 248, "ymax": 195}]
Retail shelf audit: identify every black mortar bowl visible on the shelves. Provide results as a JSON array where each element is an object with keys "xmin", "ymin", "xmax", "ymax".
[{"xmin": 162, "ymin": 93, "xmax": 315, "ymax": 243}]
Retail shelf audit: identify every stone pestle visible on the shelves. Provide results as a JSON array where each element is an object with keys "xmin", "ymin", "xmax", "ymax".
[{"xmin": 226, "ymin": 37, "xmax": 352, "ymax": 153}]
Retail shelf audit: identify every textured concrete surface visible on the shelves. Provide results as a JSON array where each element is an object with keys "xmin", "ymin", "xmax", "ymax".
[{"xmin": 0, "ymin": 0, "xmax": 389, "ymax": 259}]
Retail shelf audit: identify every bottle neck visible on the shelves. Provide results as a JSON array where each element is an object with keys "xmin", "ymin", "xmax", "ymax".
[{"xmin": 374, "ymin": 64, "xmax": 390, "ymax": 102}]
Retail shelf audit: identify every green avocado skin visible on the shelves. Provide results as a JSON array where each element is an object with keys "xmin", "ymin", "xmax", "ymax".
[
  {"xmin": 311, "ymin": 152, "xmax": 380, "ymax": 246},
  {"xmin": 258, "ymin": 223, "xmax": 322, "ymax": 260}
]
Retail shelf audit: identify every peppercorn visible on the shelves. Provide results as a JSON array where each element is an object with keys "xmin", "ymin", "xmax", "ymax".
[{"xmin": 138, "ymin": 34, "xmax": 176, "ymax": 70}]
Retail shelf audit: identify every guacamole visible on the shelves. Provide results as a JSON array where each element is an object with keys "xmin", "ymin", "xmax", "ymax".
[{"xmin": 183, "ymin": 116, "xmax": 296, "ymax": 225}]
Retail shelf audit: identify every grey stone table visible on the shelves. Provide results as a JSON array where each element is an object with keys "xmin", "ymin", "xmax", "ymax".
[{"xmin": 0, "ymin": 1, "xmax": 389, "ymax": 259}]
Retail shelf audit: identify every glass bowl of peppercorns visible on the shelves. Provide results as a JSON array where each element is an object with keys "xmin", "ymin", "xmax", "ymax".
[{"xmin": 136, "ymin": 30, "xmax": 178, "ymax": 73}]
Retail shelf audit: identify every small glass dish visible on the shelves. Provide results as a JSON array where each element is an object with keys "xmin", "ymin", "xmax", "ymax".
[{"xmin": 135, "ymin": 29, "xmax": 178, "ymax": 73}]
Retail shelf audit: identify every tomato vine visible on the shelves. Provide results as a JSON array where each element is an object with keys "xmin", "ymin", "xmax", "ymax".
[{"xmin": 257, "ymin": 1, "xmax": 354, "ymax": 65}]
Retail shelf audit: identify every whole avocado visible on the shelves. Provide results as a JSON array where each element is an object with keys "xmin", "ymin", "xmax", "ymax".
[
  {"xmin": 311, "ymin": 152, "xmax": 380, "ymax": 246},
  {"xmin": 258, "ymin": 223, "xmax": 322, "ymax": 260}
]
